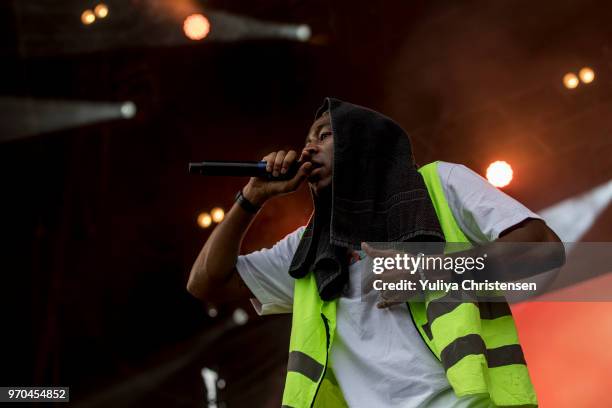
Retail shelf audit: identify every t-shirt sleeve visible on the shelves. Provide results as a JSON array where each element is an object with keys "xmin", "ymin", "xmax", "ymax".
[
  {"xmin": 235, "ymin": 226, "xmax": 305, "ymax": 315},
  {"xmin": 437, "ymin": 162, "xmax": 543, "ymax": 244}
]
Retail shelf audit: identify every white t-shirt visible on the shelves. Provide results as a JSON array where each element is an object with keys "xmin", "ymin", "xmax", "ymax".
[{"xmin": 236, "ymin": 162, "xmax": 541, "ymax": 408}]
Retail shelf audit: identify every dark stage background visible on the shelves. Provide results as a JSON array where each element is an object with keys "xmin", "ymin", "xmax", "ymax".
[{"xmin": 1, "ymin": 0, "xmax": 611, "ymax": 407}]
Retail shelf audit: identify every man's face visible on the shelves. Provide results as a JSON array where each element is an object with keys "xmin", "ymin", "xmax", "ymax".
[{"xmin": 301, "ymin": 112, "xmax": 334, "ymax": 195}]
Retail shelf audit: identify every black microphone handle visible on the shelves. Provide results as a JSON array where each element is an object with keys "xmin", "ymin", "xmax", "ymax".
[{"xmin": 188, "ymin": 160, "xmax": 301, "ymax": 181}]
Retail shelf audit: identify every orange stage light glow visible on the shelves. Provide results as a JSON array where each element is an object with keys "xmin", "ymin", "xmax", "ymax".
[
  {"xmin": 81, "ymin": 10, "xmax": 96, "ymax": 25},
  {"xmin": 486, "ymin": 160, "xmax": 513, "ymax": 188},
  {"xmin": 197, "ymin": 212, "xmax": 212, "ymax": 228},
  {"xmin": 563, "ymin": 72, "xmax": 579, "ymax": 89},
  {"xmin": 183, "ymin": 14, "xmax": 211, "ymax": 41},
  {"xmin": 579, "ymin": 67, "xmax": 595, "ymax": 84},
  {"xmin": 211, "ymin": 207, "xmax": 225, "ymax": 223},
  {"xmin": 94, "ymin": 4, "xmax": 109, "ymax": 19}
]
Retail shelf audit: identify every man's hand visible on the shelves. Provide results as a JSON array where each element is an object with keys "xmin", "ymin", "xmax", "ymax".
[
  {"xmin": 243, "ymin": 150, "xmax": 313, "ymax": 206},
  {"xmin": 188, "ymin": 149, "xmax": 311, "ymax": 303},
  {"xmin": 361, "ymin": 243, "xmax": 422, "ymax": 309}
]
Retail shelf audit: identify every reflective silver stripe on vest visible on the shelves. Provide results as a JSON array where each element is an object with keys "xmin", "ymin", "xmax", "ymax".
[
  {"xmin": 287, "ymin": 350, "xmax": 324, "ymax": 382},
  {"xmin": 421, "ymin": 296, "xmax": 511, "ymax": 340},
  {"xmin": 440, "ymin": 333, "xmax": 526, "ymax": 370}
]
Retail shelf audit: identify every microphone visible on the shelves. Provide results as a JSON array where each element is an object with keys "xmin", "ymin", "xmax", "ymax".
[{"xmin": 188, "ymin": 160, "xmax": 301, "ymax": 181}]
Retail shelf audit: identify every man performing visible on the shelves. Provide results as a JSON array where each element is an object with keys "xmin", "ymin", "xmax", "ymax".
[{"xmin": 187, "ymin": 98, "xmax": 562, "ymax": 407}]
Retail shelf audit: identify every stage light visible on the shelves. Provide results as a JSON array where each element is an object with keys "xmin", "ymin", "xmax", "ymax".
[
  {"xmin": 197, "ymin": 212, "xmax": 212, "ymax": 228},
  {"xmin": 120, "ymin": 101, "xmax": 137, "ymax": 119},
  {"xmin": 579, "ymin": 67, "xmax": 595, "ymax": 84},
  {"xmin": 211, "ymin": 207, "xmax": 225, "ymax": 223},
  {"xmin": 201, "ymin": 368, "xmax": 219, "ymax": 408},
  {"xmin": 207, "ymin": 307, "xmax": 218, "ymax": 318},
  {"xmin": 183, "ymin": 14, "xmax": 211, "ymax": 41},
  {"xmin": 486, "ymin": 160, "xmax": 513, "ymax": 188},
  {"xmin": 81, "ymin": 10, "xmax": 96, "ymax": 25},
  {"xmin": 232, "ymin": 308, "xmax": 249, "ymax": 325},
  {"xmin": 94, "ymin": 3, "xmax": 109, "ymax": 19},
  {"xmin": 295, "ymin": 25, "xmax": 312, "ymax": 42},
  {"xmin": 0, "ymin": 98, "xmax": 138, "ymax": 143},
  {"xmin": 563, "ymin": 73, "xmax": 579, "ymax": 89},
  {"xmin": 275, "ymin": 23, "xmax": 313, "ymax": 42},
  {"xmin": 541, "ymin": 179, "xmax": 612, "ymax": 244}
]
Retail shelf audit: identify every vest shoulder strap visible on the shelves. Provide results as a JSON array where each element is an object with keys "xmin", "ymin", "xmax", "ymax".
[{"xmin": 418, "ymin": 161, "xmax": 469, "ymax": 243}]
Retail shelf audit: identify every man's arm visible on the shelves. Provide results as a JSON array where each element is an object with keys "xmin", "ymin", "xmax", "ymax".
[
  {"xmin": 473, "ymin": 217, "xmax": 565, "ymax": 281},
  {"xmin": 498, "ymin": 217, "xmax": 559, "ymax": 242},
  {"xmin": 362, "ymin": 161, "xmax": 566, "ymax": 306},
  {"xmin": 187, "ymin": 150, "xmax": 313, "ymax": 304},
  {"xmin": 439, "ymin": 163, "xmax": 565, "ymax": 281},
  {"xmin": 429, "ymin": 219, "xmax": 564, "ymax": 282},
  {"xmin": 187, "ymin": 192, "xmax": 261, "ymax": 303},
  {"xmin": 363, "ymin": 218, "xmax": 565, "ymax": 308}
]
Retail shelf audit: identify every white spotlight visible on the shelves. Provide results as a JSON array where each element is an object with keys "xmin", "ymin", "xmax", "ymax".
[
  {"xmin": 540, "ymin": 179, "xmax": 612, "ymax": 244},
  {"xmin": 120, "ymin": 101, "xmax": 137, "ymax": 119},
  {"xmin": 0, "ymin": 98, "xmax": 140, "ymax": 142},
  {"xmin": 295, "ymin": 25, "xmax": 312, "ymax": 42},
  {"xmin": 275, "ymin": 23, "xmax": 312, "ymax": 42},
  {"xmin": 232, "ymin": 308, "xmax": 248, "ymax": 325},
  {"xmin": 201, "ymin": 368, "xmax": 219, "ymax": 408}
]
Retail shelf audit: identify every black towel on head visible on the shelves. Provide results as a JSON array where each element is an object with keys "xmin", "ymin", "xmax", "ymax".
[{"xmin": 289, "ymin": 97, "xmax": 445, "ymax": 300}]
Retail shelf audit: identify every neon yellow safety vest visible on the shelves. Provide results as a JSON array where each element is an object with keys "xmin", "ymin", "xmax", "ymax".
[{"xmin": 281, "ymin": 161, "xmax": 538, "ymax": 408}]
